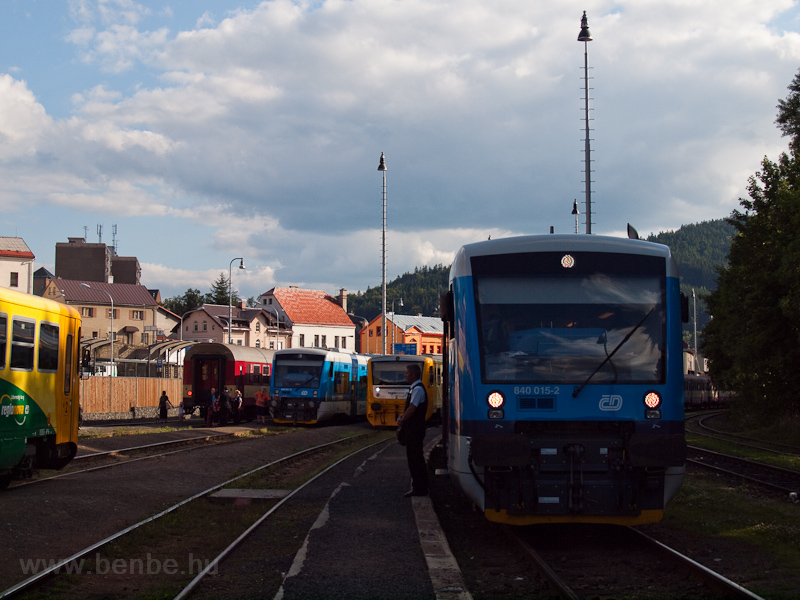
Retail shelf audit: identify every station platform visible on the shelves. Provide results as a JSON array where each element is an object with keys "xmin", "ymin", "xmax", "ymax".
[{"xmin": 274, "ymin": 431, "xmax": 472, "ymax": 600}]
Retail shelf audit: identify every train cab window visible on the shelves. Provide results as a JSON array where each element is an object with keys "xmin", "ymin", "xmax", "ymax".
[
  {"xmin": 38, "ymin": 323, "xmax": 60, "ymax": 372},
  {"xmin": 10, "ymin": 318, "xmax": 35, "ymax": 370},
  {"xmin": 473, "ymin": 252, "xmax": 666, "ymax": 385},
  {"xmin": 0, "ymin": 314, "xmax": 6, "ymax": 369}
]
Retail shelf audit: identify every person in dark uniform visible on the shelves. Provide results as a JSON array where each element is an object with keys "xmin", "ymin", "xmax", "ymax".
[
  {"xmin": 397, "ymin": 364, "xmax": 428, "ymax": 497},
  {"xmin": 219, "ymin": 387, "xmax": 232, "ymax": 426},
  {"xmin": 232, "ymin": 389, "xmax": 242, "ymax": 425},
  {"xmin": 158, "ymin": 391, "xmax": 171, "ymax": 423}
]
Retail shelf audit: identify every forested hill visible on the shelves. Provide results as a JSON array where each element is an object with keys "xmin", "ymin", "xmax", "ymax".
[
  {"xmin": 646, "ymin": 219, "xmax": 735, "ymax": 291},
  {"xmin": 346, "ymin": 219, "xmax": 736, "ymax": 323},
  {"xmin": 347, "ymin": 265, "xmax": 449, "ymax": 322}
]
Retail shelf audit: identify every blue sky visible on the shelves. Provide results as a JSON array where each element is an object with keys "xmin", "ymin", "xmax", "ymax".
[{"xmin": 2, "ymin": 0, "xmax": 800, "ymax": 302}]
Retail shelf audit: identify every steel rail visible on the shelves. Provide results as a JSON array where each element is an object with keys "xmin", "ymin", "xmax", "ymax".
[
  {"xmin": 74, "ymin": 432, "xmax": 231, "ymax": 459},
  {"xmin": 173, "ymin": 435, "xmax": 394, "ymax": 600},
  {"xmin": 501, "ymin": 525, "xmax": 579, "ymax": 600},
  {"xmin": 0, "ymin": 435, "xmax": 366, "ymax": 599},
  {"xmin": 690, "ymin": 413, "xmax": 800, "ymax": 457},
  {"xmin": 687, "ymin": 458, "xmax": 794, "ymax": 494},
  {"xmin": 628, "ymin": 528, "xmax": 766, "ymax": 600},
  {"xmin": 10, "ymin": 433, "xmax": 239, "ymax": 490}
]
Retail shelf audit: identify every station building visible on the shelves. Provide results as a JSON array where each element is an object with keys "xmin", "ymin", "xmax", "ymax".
[{"xmin": 360, "ymin": 314, "xmax": 443, "ymax": 355}]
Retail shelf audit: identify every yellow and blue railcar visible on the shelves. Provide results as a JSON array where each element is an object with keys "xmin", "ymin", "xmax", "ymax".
[
  {"xmin": 0, "ymin": 287, "xmax": 81, "ymax": 488},
  {"xmin": 366, "ymin": 354, "xmax": 442, "ymax": 427}
]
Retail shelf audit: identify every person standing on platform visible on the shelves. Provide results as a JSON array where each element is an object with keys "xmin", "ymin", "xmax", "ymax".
[
  {"xmin": 397, "ymin": 363, "xmax": 428, "ymax": 497},
  {"xmin": 207, "ymin": 388, "xmax": 216, "ymax": 427},
  {"xmin": 255, "ymin": 386, "xmax": 268, "ymax": 424},
  {"xmin": 158, "ymin": 391, "xmax": 171, "ymax": 423},
  {"xmin": 232, "ymin": 389, "xmax": 242, "ymax": 424},
  {"xmin": 219, "ymin": 387, "xmax": 232, "ymax": 426}
]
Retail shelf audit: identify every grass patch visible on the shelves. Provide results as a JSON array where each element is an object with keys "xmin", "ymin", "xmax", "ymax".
[{"xmin": 665, "ymin": 473, "xmax": 800, "ymax": 568}]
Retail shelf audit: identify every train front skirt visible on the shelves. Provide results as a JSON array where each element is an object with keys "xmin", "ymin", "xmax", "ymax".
[{"xmin": 453, "ymin": 429, "xmax": 686, "ymax": 526}]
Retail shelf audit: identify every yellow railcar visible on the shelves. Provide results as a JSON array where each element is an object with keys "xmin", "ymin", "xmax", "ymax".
[
  {"xmin": 366, "ymin": 354, "xmax": 442, "ymax": 428},
  {"xmin": 0, "ymin": 287, "xmax": 81, "ymax": 488}
]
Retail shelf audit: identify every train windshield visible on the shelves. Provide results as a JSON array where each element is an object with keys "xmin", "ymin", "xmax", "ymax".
[
  {"xmin": 273, "ymin": 353, "xmax": 325, "ymax": 388},
  {"xmin": 473, "ymin": 252, "xmax": 666, "ymax": 385},
  {"xmin": 371, "ymin": 360, "xmax": 423, "ymax": 385}
]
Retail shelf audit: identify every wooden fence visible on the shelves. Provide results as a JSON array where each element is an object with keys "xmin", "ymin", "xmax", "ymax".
[{"xmin": 80, "ymin": 377, "xmax": 183, "ymax": 414}]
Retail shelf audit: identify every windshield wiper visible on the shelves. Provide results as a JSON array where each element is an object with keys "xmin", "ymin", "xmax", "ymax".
[{"xmin": 572, "ymin": 306, "xmax": 656, "ymax": 398}]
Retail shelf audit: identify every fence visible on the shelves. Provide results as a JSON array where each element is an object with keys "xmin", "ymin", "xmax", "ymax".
[{"xmin": 80, "ymin": 377, "xmax": 183, "ymax": 415}]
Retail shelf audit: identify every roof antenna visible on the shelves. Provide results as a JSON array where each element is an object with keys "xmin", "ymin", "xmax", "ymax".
[{"xmin": 627, "ymin": 223, "xmax": 640, "ymax": 240}]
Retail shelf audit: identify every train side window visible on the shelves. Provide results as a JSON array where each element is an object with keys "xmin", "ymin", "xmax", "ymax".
[
  {"xmin": 0, "ymin": 314, "xmax": 6, "ymax": 369},
  {"xmin": 38, "ymin": 322, "xmax": 60, "ymax": 372},
  {"xmin": 10, "ymin": 318, "xmax": 35, "ymax": 370},
  {"xmin": 64, "ymin": 334, "xmax": 73, "ymax": 395}
]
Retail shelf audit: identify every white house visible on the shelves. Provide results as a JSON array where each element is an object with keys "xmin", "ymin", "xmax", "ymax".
[
  {"xmin": 0, "ymin": 237, "xmax": 34, "ymax": 294},
  {"xmin": 257, "ymin": 287, "xmax": 355, "ymax": 352}
]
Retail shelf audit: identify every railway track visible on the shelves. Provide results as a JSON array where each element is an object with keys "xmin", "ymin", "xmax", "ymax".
[
  {"xmin": 503, "ymin": 524, "xmax": 765, "ymax": 599},
  {"xmin": 686, "ymin": 411, "xmax": 800, "ymax": 500},
  {"xmin": 687, "ymin": 446, "xmax": 800, "ymax": 498},
  {"xmin": 8, "ymin": 429, "xmax": 240, "ymax": 489},
  {"xmin": 687, "ymin": 411, "xmax": 800, "ymax": 457},
  {"xmin": 2, "ymin": 430, "xmax": 393, "ymax": 599}
]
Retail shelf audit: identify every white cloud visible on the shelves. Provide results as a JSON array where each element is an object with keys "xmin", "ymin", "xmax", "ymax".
[{"xmin": 6, "ymin": 0, "xmax": 800, "ymax": 300}]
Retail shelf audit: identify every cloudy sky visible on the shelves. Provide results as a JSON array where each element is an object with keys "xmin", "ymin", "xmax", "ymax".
[{"xmin": 2, "ymin": 0, "xmax": 800, "ymax": 301}]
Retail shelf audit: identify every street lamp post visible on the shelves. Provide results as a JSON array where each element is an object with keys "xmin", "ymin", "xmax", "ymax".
[
  {"xmin": 228, "ymin": 258, "xmax": 245, "ymax": 344},
  {"xmin": 578, "ymin": 11, "xmax": 593, "ymax": 234},
  {"xmin": 378, "ymin": 152, "xmax": 387, "ymax": 355},
  {"xmin": 391, "ymin": 297, "xmax": 403, "ymax": 353},
  {"xmin": 80, "ymin": 283, "xmax": 114, "ymax": 405}
]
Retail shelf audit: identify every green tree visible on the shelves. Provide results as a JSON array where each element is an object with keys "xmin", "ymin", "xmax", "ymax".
[
  {"xmin": 162, "ymin": 287, "xmax": 204, "ymax": 316},
  {"xmin": 205, "ymin": 272, "xmax": 240, "ymax": 306},
  {"xmin": 702, "ymin": 70, "xmax": 800, "ymax": 421}
]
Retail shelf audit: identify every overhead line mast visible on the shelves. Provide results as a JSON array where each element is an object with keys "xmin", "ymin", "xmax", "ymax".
[{"xmin": 578, "ymin": 11, "xmax": 593, "ymax": 234}]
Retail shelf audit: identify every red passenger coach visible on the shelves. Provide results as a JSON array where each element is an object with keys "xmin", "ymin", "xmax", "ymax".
[{"xmin": 182, "ymin": 343, "xmax": 274, "ymax": 421}]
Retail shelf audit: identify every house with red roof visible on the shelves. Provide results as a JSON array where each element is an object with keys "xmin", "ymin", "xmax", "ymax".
[
  {"xmin": 0, "ymin": 237, "xmax": 35, "ymax": 294},
  {"xmin": 179, "ymin": 302, "xmax": 288, "ymax": 349},
  {"xmin": 257, "ymin": 286, "xmax": 355, "ymax": 352}
]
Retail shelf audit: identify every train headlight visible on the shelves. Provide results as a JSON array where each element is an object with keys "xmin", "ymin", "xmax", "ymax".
[
  {"xmin": 644, "ymin": 391, "xmax": 662, "ymax": 419},
  {"xmin": 644, "ymin": 391, "xmax": 661, "ymax": 409},
  {"xmin": 307, "ymin": 401, "xmax": 315, "ymax": 408},
  {"xmin": 487, "ymin": 391, "xmax": 505, "ymax": 408},
  {"xmin": 374, "ymin": 387, "xmax": 381, "ymax": 397}
]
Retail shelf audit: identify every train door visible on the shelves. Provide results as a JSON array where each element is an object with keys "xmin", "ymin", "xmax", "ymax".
[{"xmin": 193, "ymin": 356, "xmax": 223, "ymax": 412}]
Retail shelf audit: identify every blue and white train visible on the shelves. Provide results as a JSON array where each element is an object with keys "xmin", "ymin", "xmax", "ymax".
[
  {"xmin": 270, "ymin": 348, "xmax": 369, "ymax": 425},
  {"xmin": 441, "ymin": 234, "xmax": 688, "ymax": 525}
]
